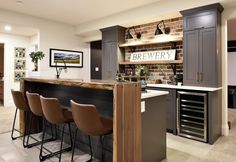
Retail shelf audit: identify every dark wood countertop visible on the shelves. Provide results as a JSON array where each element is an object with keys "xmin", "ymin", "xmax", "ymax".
[{"xmin": 21, "ymin": 77, "xmax": 137, "ymax": 90}]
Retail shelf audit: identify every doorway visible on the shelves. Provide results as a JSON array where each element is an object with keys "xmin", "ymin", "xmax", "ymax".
[
  {"xmin": 0, "ymin": 43, "xmax": 4, "ymax": 106},
  {"xmin": 227, "ymin": 19, "xmax": 236, "ymax": 129},
  {"xmin": 90, "ymin": 40, "xmax": 102, "ymax": 80}
]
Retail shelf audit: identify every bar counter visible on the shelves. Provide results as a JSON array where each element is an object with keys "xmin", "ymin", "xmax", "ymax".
[{"xmin": 20, "ymin": 77, "xmax": 168, "ymax": 162}]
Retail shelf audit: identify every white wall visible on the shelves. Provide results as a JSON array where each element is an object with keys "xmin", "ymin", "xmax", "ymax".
[
  {"xmin": 228, "ymin": 19, "xmax": 236, "ymax": 41},
  {"xmin": 0, "ymin": 9, "xmax": 90, "ymax": 79},
  {"xmin": 0, "ymin": 9, "xmax": 90, "ymax": 107},
  {"xmin": 228, "ymin": 52, "xmax": 236, "ymax": 85},
  {"xmin": 227, "ymin": 20, "xmax": 236, "ymax": 86},
  {"xmin": 0, "ymin": 33, "xmax": 31, "ymax": 107},
  {"xmin": 221, "ymin": 6, "xmax": 236, "ymax": 136}
]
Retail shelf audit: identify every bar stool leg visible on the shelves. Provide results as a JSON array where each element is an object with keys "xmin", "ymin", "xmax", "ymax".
[
  {"xmin": 87, "ymin": 135, "xmax": 93, "ymax": 162},
  {"xmin": 11, "ymin": 108, "xmax": 18, "ymax": 140},
  {"xmin": 100, "ymin": 136, "xmax": 105, "ymax": 162},
  {"xmin": 11, "ymin": 108, "xmax": 25, "ymax": 140},
  {"xmin": 68, "ymin": 123, "xmax": 73, "ymax": 147},
  {"xmin": 59, "ymin": 124, "xmax": 65, "ymax": 162},
  {"xmin": 26, "ymin": 112, "xmax": 33, "ymax": 147},
  {"xmin": 23, "ymin": 111, "xmax": 29, "ymax": 148},
  {"xmin": 39, "ymin": 118, "xmax": 46, "ymax": 162},
  {"xmin": 71, "ymin": 128, "xmax": 78, "ymax": 162}
]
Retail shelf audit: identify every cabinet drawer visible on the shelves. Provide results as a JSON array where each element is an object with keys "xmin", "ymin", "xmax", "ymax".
[{"xmin": 183, "ymin": 11, "xmax": 216, "ymax": 31}]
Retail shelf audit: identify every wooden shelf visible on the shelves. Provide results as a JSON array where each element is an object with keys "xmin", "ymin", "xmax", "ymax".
[
  {"xmin": 119, "ymin": 36, "xmax": 182, "ymax": 47},
  {"xmin": 119, "ymin": 60, "xmax": 183, "ymax": 65}
]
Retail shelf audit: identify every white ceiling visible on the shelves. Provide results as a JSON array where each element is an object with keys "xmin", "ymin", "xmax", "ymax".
[
  {"xmin": 0, "ymin": 22, "xmax": 38, "ymax": 36},
  {"xmin": 0, "ymin": 0, "xmax": 161, "ymax": 25}
]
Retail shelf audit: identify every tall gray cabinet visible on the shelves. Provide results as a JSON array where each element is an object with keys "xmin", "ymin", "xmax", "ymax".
[
  {"xmin": 181, "ymin": 3, "xmax": 224, "ymax": 87},
  {"xmin": 100, "ymin": 26, "xmax": 126, "ymax": 80}
]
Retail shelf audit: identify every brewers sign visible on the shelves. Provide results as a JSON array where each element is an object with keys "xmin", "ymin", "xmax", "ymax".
[{"xmin": 130, "ymin": 49, "xmax": 176, "ymax": 62}]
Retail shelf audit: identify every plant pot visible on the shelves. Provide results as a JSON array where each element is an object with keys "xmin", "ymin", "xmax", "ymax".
[{"xmin": 33, "ymin": 62, "xmax": 38, "ymax": 71}]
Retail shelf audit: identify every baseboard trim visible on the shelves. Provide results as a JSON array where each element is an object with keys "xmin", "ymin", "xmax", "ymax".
[{"xmin": 222, "ymin": 124, "xmax": 229, "ymax": 136}]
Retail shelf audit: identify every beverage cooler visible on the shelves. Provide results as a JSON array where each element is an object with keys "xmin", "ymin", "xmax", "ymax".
[{"xmin": 177, "ymin": 91, "xmax": 207, "ymax": 142}]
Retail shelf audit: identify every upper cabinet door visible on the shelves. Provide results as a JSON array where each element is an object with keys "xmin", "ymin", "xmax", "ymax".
[
  {"xmin": 199, "ymin": 28, "xmax": 217, "ymax": 87},
  {"xmin": 183, "ymin": 30, "xmax": 199, "ymax": 86},
  {"xmin": 183, "ymin": 11, "xmax": 216, "ymax": 31}
]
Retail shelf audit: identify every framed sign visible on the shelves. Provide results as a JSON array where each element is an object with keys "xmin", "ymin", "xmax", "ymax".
[
  {"xmin": 130, "ymin": 49, "xmax": 176, "ymax": 62},
  {"xmin": 50, "ymin": 48, "xmax": 83, "ymax": 68}
]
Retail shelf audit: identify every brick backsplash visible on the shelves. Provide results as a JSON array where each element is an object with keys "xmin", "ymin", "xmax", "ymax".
[{"xmin": 124, "ymin": 17, "xmax": 183, "ymax": 83}]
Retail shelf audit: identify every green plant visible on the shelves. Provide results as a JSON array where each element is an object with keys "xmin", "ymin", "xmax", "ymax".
[
  {"xmin": 29, "ymin": 51, "xmax": 45, "ymax": 63},
  {"xmin": 29, "ymin": 51, "xmax": 45, "ymax": 71},
  {"xmin": 135, "ymin": 65, "xmax": 149, "ymax": 76}
]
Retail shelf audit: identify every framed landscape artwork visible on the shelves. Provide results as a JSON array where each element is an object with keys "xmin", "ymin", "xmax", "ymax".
[{"xmin": 49, "ymin": 48, "xmax": 83, "ymax": 68}]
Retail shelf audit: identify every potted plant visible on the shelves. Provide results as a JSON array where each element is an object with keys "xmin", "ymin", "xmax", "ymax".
[
  {"xmin": 29, "ymin": 51, "xmax": 45, "ymax": 71},
  {"xmin": 135, "ymin": 65, "xmax": 149, "ymax": 91}
]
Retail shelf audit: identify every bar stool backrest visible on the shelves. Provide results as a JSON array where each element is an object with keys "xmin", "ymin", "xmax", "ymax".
[
  {"xmin": 11, "ymin": 89, "xmax": 29, "ymax": 111},
  {"xmin": 70, "ymin": 100, "xmax": 105, "ymax": 136},
  {"xmin": 40, "ymin": 96, "xmax": 66, "ymax": 124},
  {"xmin": 26, "ymin": 91, "xmax": 43, "ymax": 117}
]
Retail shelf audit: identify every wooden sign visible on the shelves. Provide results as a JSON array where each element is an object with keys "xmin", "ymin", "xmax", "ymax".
[{"xmin": 130, "ymin": 49, "xmax": 176, "ymax": 62}]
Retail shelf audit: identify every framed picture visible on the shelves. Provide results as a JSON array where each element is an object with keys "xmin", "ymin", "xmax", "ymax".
[
  {"xmin": 15, "ymin": 47, "xmax": 26, "ymax": 58},
  {"xmin": 15, "ymin": 59, "xmax": 26, "ymax": 70},
  {"xmin": 14, "ymin": 71, "xmax": 25, "ymax": 82},
  {"xmin": 49, "ymin": 48, "xmax": 83, "ymax": 68}
]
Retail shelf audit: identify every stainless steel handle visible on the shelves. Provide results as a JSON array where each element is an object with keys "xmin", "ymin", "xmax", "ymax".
[
  {"xmin": 196, "ymin": 72, "xmax": 200, "ymax": 82},
  {"xmin": 176, "ymin": 97, "xmax": 180, "ymax": 132},
  {"xmin": 199, "ymin": 72, "xmax": 203, "ymax": 82},
  {"xmin": 194, "ymin": 26, "xmax": 204, "ymax": 30}
]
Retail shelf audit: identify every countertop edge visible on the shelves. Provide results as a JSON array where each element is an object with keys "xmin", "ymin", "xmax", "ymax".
[
  {"xmin": 141, "ymin": 90, "xmax": 169, "ymax": 99},
  {"xmin": 147, "ymin": 84, "xmax": 222, "ymax": 92}
]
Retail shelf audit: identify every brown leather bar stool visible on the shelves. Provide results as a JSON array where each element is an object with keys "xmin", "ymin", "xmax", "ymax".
[
  {"xmin": 11, "ymin": 89, "xmax": 30, "ymax": 148},
  {"xmin": 70, "ymin": 100, "xmax": 113, "ymax": 162},
  {"xmin": 26, "ymin": 91, "xmax": 56, "ymax": 148},
  {"xmin": 40, "ymin": 95, "xmax": 74, "ymax": 162}
]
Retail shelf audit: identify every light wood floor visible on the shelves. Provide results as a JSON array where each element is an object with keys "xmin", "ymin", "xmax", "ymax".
[{"xmin": 1, "ymin": 107, "xmax": 236, "ymax": 162}]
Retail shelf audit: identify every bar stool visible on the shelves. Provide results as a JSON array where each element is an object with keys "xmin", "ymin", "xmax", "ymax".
[
  {"xmin": 70, "ymin": 100, "xmax": 113, "ymax": 162},
  {"xmin": 11, "ymin": 89, "xmax": 30, "ymax": 148},
  {"xmin": 26, "ymin": 91, "xmax": 56, "ymax": 148},
  {"xmin": 40, "ymin": 95, "xmax": 73, "ymax": 162}
]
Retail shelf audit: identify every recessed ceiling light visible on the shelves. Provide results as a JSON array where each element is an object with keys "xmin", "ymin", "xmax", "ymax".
[
  {"xmin": 4, "ymin": 25, "xmax": 12, "ymax": 31},
  {"xmin": 16, "ymin": 0, "xmax": 24, "ymax": 5}
]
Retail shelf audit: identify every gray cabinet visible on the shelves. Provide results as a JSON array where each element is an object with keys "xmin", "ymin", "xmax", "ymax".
[
  {"xmin": 100, "ymin": 26, "xmax": 126, "ymax": 80},
  {"xmin": 183, "ymin": 28, "xmax": 217, "ymax": 86},
  {"xmin": 147, "ymin": 87, "xmax": 177, "ymax": 134},
  {"xmin": 181, "ymin": 3, "xmax": 223, "ymax": 87}
]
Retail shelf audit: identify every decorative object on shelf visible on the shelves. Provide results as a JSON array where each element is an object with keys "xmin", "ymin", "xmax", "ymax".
[
  {"xmin": 29, "ymin": 51, "xmax": 45, "ymax": 71},
  {"xmin": 126, "ymin": 27, "xmax": 142, "ymax": 40},
  {"xmin": 135, "ymin": 65, "xmax": 149, "ymax": 76},
  {"xmin": 135, "ymin": 65, "xmax": 149, "ymax": 92},
  {"xmin": 126, "ymin": 29, "xmax": 133, "ymax": 39},
  {"xmin": 50, "ymin": 48, "xmax": 83, "ymax": 68},
  {"xmin": 130, "ymin": 49, "xmax": 176, "ymax": 62},
  {"xmin": 14, "ymin": 47, "xmax": 26, "ymax": 82},
  {"xmin": 155, "ymin": 20, "xmax": 171, "ymax": 35}
]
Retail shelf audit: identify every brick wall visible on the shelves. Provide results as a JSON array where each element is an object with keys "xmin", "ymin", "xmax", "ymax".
[{"xmin": 124, "ymin": 17, "xmax": 183, "ymax": 84}]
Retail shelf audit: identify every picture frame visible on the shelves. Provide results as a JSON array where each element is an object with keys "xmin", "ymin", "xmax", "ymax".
[
  {"xmin": 49, "ymin": 48, "xmax": 83, "ymax": 68},
  {"xmin": 15, "ymin": 47, "xmax": 26, "ymax": 58}
]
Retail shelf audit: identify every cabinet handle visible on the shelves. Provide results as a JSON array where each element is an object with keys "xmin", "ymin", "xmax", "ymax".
[
  {"xmin": 199, "ymin": 72, "xmax": 203, "ymax": 82},
  {"xmin": 196, "ymin": 72, "xmax": 199, "ymax": 82},
  {"xmin": 176, "ymin": 98, "xmax": 180, "ymax": 132},
  {"xmin": 194, "ymin": 26, "xmax": 204, "ymax": 30}
]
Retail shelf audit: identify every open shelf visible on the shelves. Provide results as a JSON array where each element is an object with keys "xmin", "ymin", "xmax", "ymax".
[
  {"xmin": 119, "ymin": 60, "xmax": 183, "ymax": 65},
  {"xmin": 119, "ymin": 36, "xmax": 183, "ymax": 47}
]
